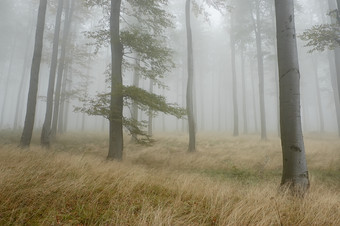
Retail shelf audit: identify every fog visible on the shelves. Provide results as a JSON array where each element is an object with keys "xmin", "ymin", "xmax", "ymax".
[{"xmin": 0, "ymin": 0, "xmax": 338, "ymax": 136}]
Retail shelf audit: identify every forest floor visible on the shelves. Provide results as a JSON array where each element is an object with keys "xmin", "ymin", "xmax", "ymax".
[{"xmin": 0, "ymin": 131, "xmax": 339, "ymax": 225}]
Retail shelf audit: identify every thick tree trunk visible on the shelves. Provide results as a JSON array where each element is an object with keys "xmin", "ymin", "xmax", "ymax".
[
  {"xmin": 41, "ymin": 0, "xmax": 64, "ymax": 147},
  {"xmin": 185, "ymin": 0, "xmax": 196, "ymax": 152},
  {"xmin": 230, "ymin": 16, "xmax": 239, "ymax": 136},
  {"xmin": 108, "ymin": 0, "xmax": 124, "ymax": 160},
  {"xmin": 20, "ymin": 0, "xmax": 47, "ymax": 147},
  {"xmin": 51, "ymin": 0, "xmax": 74, "ymax": 138},
  {"xmin": 275, "ymin": 0, "xmax": 310, "ymax": 193}
]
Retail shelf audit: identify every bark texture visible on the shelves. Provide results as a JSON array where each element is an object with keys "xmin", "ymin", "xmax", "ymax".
[
  {"xmin": 275, "ymin": 0, "xmax": 310, "ymax": 193},
  {"xmin": 20, "ymin": 0, "xmax": 47, "ymax": 147},
  {"xmin": 41, "ymin": 0, "xmax": 64, "ymax": 147},
  {"xmin": 185, "ymin": 0, "xmax": 196, "ymax": 152},
  {"xmin": 108, "ymin": 0, "xmax": 124, "ymax": 160}
]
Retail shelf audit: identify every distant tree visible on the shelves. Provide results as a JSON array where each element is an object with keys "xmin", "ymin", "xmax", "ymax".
[
  {"xmin": 41, "ymin": 0, "xmax": 64, "ymax": 147},
  {"xmin": 275, "ymin": 0, "xmax": 310, "ymax": 194},
  {"xmin": 186, "ymin": 0, "xmax": 196, "ymax": 152},
  {"xmin": 20, "ymin": 0, "xmax": 48, "ymax": 147}
]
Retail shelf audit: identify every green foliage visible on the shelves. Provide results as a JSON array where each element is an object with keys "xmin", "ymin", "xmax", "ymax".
[
  {"xmin": 75, "ymin": 86, "xmax": 186, "ymax": 144},
  {"xmin": 300, "ymin": 23, "xmax": 340, "ymax": 53}
]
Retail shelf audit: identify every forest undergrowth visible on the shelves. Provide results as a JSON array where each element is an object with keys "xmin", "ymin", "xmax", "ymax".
[{"xmin": 0, "ymin": 131, "xmax": 339, "ymax": 225}]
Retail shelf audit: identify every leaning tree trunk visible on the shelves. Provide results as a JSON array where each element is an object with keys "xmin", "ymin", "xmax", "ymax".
[
  {"xmin": 41, "ymin": 0, "xmax": 64, "ymax": 147},
  {"xmin": 148, "ymin": 79, "xmax": 153, "ymax": 136},
  {"xmin": 186, "ymin": 0, "xmax": 196, "ymax": 152},
  {"xmin": 108, "ymin": 0, "xmax": 124, "ymax": 160},
  {"xmin": 275, "ymin": 0, "xmax": 310, "ymax": 194},
  {"xmin": 20, "ymin": 0, "xmax": 47, "ymax": 147},
  {"xmin": 51, "ymin": 0, "xmax": 74, "ymax": 138}
]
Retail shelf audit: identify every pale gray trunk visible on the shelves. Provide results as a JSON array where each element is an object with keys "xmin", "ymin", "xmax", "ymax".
[
  {"xmin": 253, "ymin": 1, "xmax": 267, "ymax": 140},
  {"xmin": 108, "ymin": 0, "xmax": 124, "ymax": 160},
  {"xmin": 240, "ymin": 49, "xmax": 248, "ymax": 134},
  {"xmin": 0, "ymin": 40, "xmax": 16, "ymax": 128},
  {"xmin": 41, "ymin": 0, "xmax": 64, "ymax": 146},
  {"xmin": 131, "ymin": 57, "xmax": 140, "ymax": 141},
  {"xmin": 230, "ymin": 16, "xmax": 239, "ymax": 136},
  {"xmin": 148, "ymin": 79, "xmax": 153, "ymax": 136},
  {"xmin": 250, "ymin": 61, "xmax": 259, "ymax": 133},
  {"xmin": 20, "ymin": 0, "xmax": 47, "ymax": 147},
  {"xmin": 51, "ymin": 0, "xmax": 74, "ymax": 138},
  {"xmin": 58, "ymin": 62, "xmax": 68, "ymax": 134},
  {"xmin": 275, "ymin": 0, "xmax": 310, "ymax": 193},
  {"xmin": 14, "ymin": 25, "xmax": 34, "ymax": 130},
  {"xmin": 311, "ymin": 57, "xmax": 325, "ymax": 133},
  {"xmin": 186, "ymin": 0, "xmax": 196, "ymax": 152}
]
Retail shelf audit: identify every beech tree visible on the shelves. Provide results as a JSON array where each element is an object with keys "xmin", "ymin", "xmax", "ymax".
[
  {"xmin": 20, "ymin": 0, "xmax": 47, "ymax": 147},
  {"xmin": 275, "ymin": 0, "xmax": 310, "ymax": 193}
]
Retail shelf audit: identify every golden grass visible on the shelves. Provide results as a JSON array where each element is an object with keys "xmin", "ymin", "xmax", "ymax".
[{"xmin": 0, "ymin": 132, "xmax": 339, "ymax": 225}]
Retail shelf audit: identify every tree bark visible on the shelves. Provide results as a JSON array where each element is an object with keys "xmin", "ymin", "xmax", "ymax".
[
  {"xmin": 41, "ymin": 0, "xmax": 64, "ymax": 147},
  {"xmin": 108, "ymin": 0, "xmax": 124, "ymax": 160},
  {"xmin": 51, "ymin": 0, "xmax": 74, "ymax": 138},
  {"xmin": 275, "ymin": 0, "xmax": 310, "ymax": 193},
  {"xmin": 20, "ymin": 0, "xmax": 47, "ymax": 147},
  {"xmin": 148, "ymin": 79, "xmax": 153, "ymax": 136},
  {"xmin": 230, "ymin": 15, "xmax": 239, "ymax": 136},
  {"xmin": 186, "ymin": 0, "xmax": 196, "ymax": 152},
  {"xmin": 254, "ymin": 1, "xmax": 267, "ymax": 140}
]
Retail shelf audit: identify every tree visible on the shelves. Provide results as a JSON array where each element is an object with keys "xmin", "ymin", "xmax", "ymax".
[
  {"xmin": 41, "ymin": 0, "xmax": 64, "ymax": 147},
  {"xmin": 186, "ymin": 0, "xmax": 196, "ymax": 152},
  {"xmin": 20, "ymin": 0, "xmax": 48, "ymax": 147},
  {"xmin": 275, "ymin": 0, "xmax": 310, "ymax": 194}
]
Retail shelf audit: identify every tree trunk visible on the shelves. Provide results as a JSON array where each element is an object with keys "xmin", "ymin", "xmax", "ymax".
[
  {"xmin": 41, "ymin": 0, "xmax": 64, "ymax": 147},
  {"xmin": 185, "ymin": 0, "xmax": 196, "ymax": 152},
  {"xmin": 148, "ymin": 79, "xmax": 153, "ymax": 136},
  {"xmin": 230, "ymin": 16, "xmax": 239, "ymax": 136},
  {"xmin": 108, "ymin": 0, "xmax": 124, "ymax": 160},
  {"xmin": 58, "ymin": 62, "xmax": 68, "ymax": 134},
  {"xmin": 0, "ymin": 40, "xmax": 16, "ymax": 128},
  {"xmin": 250, "ymin": 61, "xmax": 259, "ymax": 133},
  {"xmin": 240, "ymin": 50, "xmax": 248, "ymax": 134},
  {"xmin": 20, "ymin": 0, "xmax": 47, "ymax": 147},
  {"xmin": 311, "ymin": 57, "xmax": 325, "ymax": 133},
  {"xmin": 253, "ymin": 1, "xmax": 267, "ymax": 140},
  {"xmin": 14, "ymin": 24, "xmax": 34, "ymax": 130},
  {"xmin": 131, "ymin": 57, "xmax": 140, "ymax": 141},
  {"xmin": 51, "ymin": 0, "xmax": 74, "ymax": 138},
  {"xmin": 275, "ymin": 0, "xmax": 310, "ymax": 194}
]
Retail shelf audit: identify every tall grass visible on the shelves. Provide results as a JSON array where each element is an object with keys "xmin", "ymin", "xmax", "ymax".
[{"xmin": 0, "ymin": 132, "xmax": 339, "ymax": 225}]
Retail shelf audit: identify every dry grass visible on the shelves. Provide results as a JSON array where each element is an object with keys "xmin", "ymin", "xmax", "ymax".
[{"xmin": 0, "ymin": 132, "xmax": 339, "ymax": 225}]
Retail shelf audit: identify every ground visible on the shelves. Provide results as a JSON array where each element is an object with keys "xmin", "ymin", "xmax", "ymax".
[{"xmin": 0, "ymin": 131, "xmax": 339, "ymax": 225}]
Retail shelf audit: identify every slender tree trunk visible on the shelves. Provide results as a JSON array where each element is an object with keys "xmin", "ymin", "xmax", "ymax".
[
  {"xmin": 0, "ymin": 40, "xmax": 16, "ymax": 128},
  {"xmin": 51, "ymin": 0, "xmax": 74, "ymax": 138},
  {"xmin": 58, "ymin": 62, "xmax": 68, "ymax": 134},
  {"xmin": 230, "ymin": 16, "xmax": 239, "ymax": 136},
  {"xmin": 311, "ymin": 57, "xmax": 325, "ymax": 133},
  {"xmin": 108, "ymin": 0, "xmax": 123, "ymax": 160},
  {"xmin": 63, "ymin": 61, "xmax": 72, "ymax": 133},
  {"xmin": 148, "ymin": 79, "xmax": 153, "ymax": 136},
  {"xmin": 41, "ymin": 0, "xmax": 64, "ymax": 146},
  {"xmin": 250, "ymin": 61, "xmax": 259, "ymax": 133},
  {"xmin": 254, "ymin": 1, "xmax": 267, "ymax": 140},
  {"xmin": 275, "ymin": 0, "xmax": 310, "ymax": 193},
  {"xmin": 240, "ymin": 50, "xmax": 248, "ymax": 134},
  {"xmin": 20, "ymin": 0, "xmax": 47, "ymax": 147},
  {"xmin": 185, "ymin": 0, "xmax": 196, "ymax": 152},
  {"xmin": 14, "ymin": 25, "xmax": 34, "ymax": 130},
  {"xmin": 131, "ymin": 57, "xmax": 140, "ymax": 141},
  {"xmin": 328, "ymin": 0, "xmax": 340, "ymax": 136}
]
